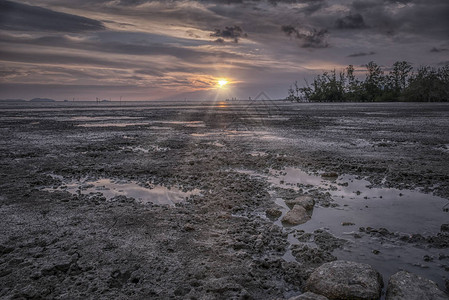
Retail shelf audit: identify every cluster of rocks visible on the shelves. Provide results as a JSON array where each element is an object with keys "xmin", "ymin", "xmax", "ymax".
[
  {"xmin": 287, "ymin": 260, "xmax": 449, "ymax": 300},
  {"xmin": 359, "ymin": 225, "xmax": 449, "ymax": 249},
  {"xmin": 282, "ymin": 195, "xmax": 315, "ymax": 226},
  {"xmin": 266, "ymin": 191, "xmax": 449, "ymax": 300}
]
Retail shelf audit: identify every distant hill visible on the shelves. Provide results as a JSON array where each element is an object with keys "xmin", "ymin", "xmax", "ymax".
[
  {"xmin": 0, "ymin": 99, "xmax": 27, "ymax": 102},
  {"xmin": 29, "ymin": 98, "xmax": 56, "ymax": 102}
]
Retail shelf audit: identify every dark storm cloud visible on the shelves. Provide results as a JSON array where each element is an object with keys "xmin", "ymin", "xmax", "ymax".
[
  {"xmin": 335, "ymin": 14, "xmax": 367, "ymax": 29},
  {"xmin": 301, "ymin": 29, "xmax": 328, "ymax": 48},
  {"xmin": 214, "ymin": 38, "xmax": 225, "ymax": 43},
  {"xmin": 281, "ymin": 25, "xmax": 298, "ymax": 37},
  {"xmin": 210, "ymin": 25, "xmax": 247, "ymax": 43},
  {"xmin": 351, "ymin": 0, "xmax": 449, "ymax": 38},
  {"xmin": 0, "ymin": 33, "xmax": 243, "ymax": 63},
  {"xmin": 107, "ymin": 0, "xmax": 324, "ymax": 5},
  {"xmin": 281, "ymin": 25, "xmax": 328, "ymax": 48},
  {"xmin": 0, "ymin": 0, "xmax": 105, "ymax": 32},
  {"xmin": 347, "ymin": 51, "xmax": 376, "ymax": 57},
  {"xmin": 0, "ymin": 49, "xmax": 138, "ymax": 69}
]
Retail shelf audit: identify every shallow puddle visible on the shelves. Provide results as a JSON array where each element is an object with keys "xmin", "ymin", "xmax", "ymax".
[
  {"xmin": 241, "ymin": 166, "xmax": 449, "ymax": 290},
  {"xmin": 156, "ymin": 121, "xmax": 205, "ymax": 126},
  {"xmin": 191, "ymin": 132, "xmax": 222, "ymax": 137},
  {"xmin": 249, "ymin": 151, "xmax": 269, "ymax": 157},
  {"xmin": 77, "ymin": 122, "xmax": 152, "ymax": 127},
  {"xmin": 270, "ymin": 168, "xmax": 448, "ymax": 234},
  {"xmin": 69, "ymin": 116, "xmax": 143, "ymax": 121},
  {"xmin": 47, "ymin": 177, "xmax": 200, "ymax": 206},
  {"xmin": 149, "ymin": 126, "xmax": 173, "ymax": 130},
  {"xmin": 191, "ymin": 130, "xmax": 284, "ymax": 141},
  {"xmin": 208, "ymin": 141, "xmax": 225, "ymax": 147}
]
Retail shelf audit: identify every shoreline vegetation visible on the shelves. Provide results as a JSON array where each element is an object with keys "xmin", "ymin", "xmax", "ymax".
[{"xmin": 287, "ymin": 61, "xmax": 449, "ymax": 103}]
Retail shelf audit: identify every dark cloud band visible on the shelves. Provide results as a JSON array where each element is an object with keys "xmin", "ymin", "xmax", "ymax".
[{"xmin": 0, "ymin": 0, "xmax": 105, "ymax": 32}]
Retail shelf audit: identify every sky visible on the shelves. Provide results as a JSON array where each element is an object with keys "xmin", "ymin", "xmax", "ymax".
[{"xmin": 0, "ymin": 0, "xmax": 448, "ymax": 101}]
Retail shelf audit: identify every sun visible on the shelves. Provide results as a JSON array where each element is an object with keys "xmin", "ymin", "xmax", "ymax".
[{"xmin": 217, "ymin": 79, "xmax": 228, "ymax": 88}]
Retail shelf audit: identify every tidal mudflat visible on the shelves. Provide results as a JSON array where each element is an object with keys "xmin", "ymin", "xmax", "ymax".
[{"xmin": 1, "ymin": 101, "xmax": 448, "ymax": 299}]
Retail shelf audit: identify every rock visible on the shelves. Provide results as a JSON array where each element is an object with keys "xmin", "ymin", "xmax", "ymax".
[
  {"xmin": 291, "ymin": 245, "xmax": 336, "ymax": 265},
  {"xmin": 313, "ymin": 230, "xmax": 346, "ymax": 252},
  {"xmin": 183, "ymin": 223, "xmax": 195, "ymax": 231},
  {"xmin": 386, "ymin": 271, "xmax": 449, "ymax": 300},
  {"xmin": 285, "ymin": 196, "xmax": 315, "ymax": 210},
  {"xmin": 282, "ymin": 205, "xmax": 310, "ymax": 225},
  {"xmin": 41, "ymin": 262, "xmax": 72, "ymax": 276},
  {"xmin": 305, "ymin": 260, "xmax": 383, "ymax": 300},
  {"xmin": 321, "ymin": 172, "xmax": 338, "ymax": 178},
  {"xmin": 266, "ymin": 208, "xmax": 282, "ymax": 219},
  {"xmin": 289, "ymin": 292, "xmax": 329, "ymax": 300},
  {"xmin": 0, "ymin": 245, "xmax": 14, "ymax": 255},
  {"xmin": 341, "ymin": 222, "xmax": 355, "ymax": 226},
  {"xmin": 441, "ymin": 224, "xmax": 449, "ymax": 232}
]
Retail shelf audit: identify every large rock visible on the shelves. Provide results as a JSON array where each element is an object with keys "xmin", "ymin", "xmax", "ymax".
[
  {"xmin": 285, "ymin": 195, "xmax": 315, "ymax": 210},
  {"xmin": 282, "ymin": 205, "xmax": 310, "ymax": 225},
  {"xmin": 289, "ymin": 292, "xmax": 329, "ymax": 300},
  {"xmin": 386, "ymin": 271, "xmax": 449, "ymax": 300},
  {"xmin": 305, "ymin": 260, "xmax": 383, "ymax": 300}
]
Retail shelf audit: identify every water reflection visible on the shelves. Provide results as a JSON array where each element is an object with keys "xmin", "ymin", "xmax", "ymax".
[{"xmin": 46, "ymin": 177, "xmax": 200, "ymax": 206}]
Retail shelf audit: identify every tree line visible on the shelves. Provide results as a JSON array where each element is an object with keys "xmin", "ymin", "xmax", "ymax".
[{"xmin": 287, "ymin": 61, "xmax": 449, "ymax": 102}]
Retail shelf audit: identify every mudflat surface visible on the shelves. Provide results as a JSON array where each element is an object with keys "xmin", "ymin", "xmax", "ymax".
[{"xmin": 0, "ymin": 101, "xmax": 448, "ymax": 299}]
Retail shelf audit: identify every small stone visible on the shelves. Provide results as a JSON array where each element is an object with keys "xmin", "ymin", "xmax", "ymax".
[
  {"xmin": 183, "ymin": 223, "xmax": 195, "ymax": 231},
  {"xmin": 372, "ymin": 250, "xmax": 380, "ymax": 255},
  {"xmin": 321, "ymin": 172, "xmax": 338, "ymax": 178},
  {"xmin": 423, "ymin": 255, "xmax": 433, "ymax": 262},
  {"xmin": 342, "ymin": 222, "xmax": 355, "ymax": 226},
  {"xmin": 282, "ymin": 205, "xmax": 310, "ymax": 225},
  {"xmin": 285, "ymin": 196, "xmax": 315, "ymax": 210},
  {"xmin": 266, "ymin": 208, "xmax": 282, "ymax": 219},
  {"xmin": 289, "ymin": 292, "xmax": 329, "ymax": 300},
  {"xmin": 305, "ymin": 260, "xmax": 383, "ymax": 300},
  {"xmin": 386, "ymin": 271, "xmax": 449, "ymax": 300},
  {"xmin": 441, "ymin": 224, "xmax": 449, "ymax": 232}
]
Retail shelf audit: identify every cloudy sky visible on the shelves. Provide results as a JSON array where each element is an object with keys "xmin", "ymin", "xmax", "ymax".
[{"xmin": 0, "ymin": 0, "xmax": 448, "ymax": 101}]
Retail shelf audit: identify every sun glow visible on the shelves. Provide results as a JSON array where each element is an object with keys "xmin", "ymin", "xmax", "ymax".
[{"xmin": 217, "ymin": 79, "xmax": 228, "ymax": 88}]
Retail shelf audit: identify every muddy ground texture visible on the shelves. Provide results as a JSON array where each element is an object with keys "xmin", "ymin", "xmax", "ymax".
[{"xmin": 0, "ymin": 101, "xmax": 448, "ymax": 299}]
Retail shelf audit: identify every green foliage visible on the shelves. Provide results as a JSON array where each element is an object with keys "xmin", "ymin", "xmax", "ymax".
[
  {"xmin": 402, "ymin": 65, "xmax": 449, "ymax": 102},
  {"xmin": 287, "ymin": 61, "xmax": 448, "ymax": 102}
]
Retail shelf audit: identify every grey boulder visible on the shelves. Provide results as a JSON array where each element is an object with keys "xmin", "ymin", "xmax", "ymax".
[
  {"xmin": 386, "ymin": 271, "xmax": 449, "ymax": 300},
  {"xmin": 282, "ymin": 205, "xmax": 310, "ymax": 225},
  {"xmin": 285, "ymin": 195, "xmax": 315, "ymax": 210},
  {"xmin": 305, "ymin": 260, "xmax": 383, "ymax": 300}
]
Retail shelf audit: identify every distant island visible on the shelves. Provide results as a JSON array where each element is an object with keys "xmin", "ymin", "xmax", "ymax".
[
  {"xmin": 29, "ymin": 98, "xmax": 56, "ymax": 102},
  {"xmin": 0, "ymin": 99, "xmax": 27, "ymax": 102},
  {"xmin": 0, "ymin": 98, "xmax": 57, "ymax": 102}
]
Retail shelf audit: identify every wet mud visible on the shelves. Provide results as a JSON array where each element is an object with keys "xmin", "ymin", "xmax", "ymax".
[{"xmin": 0, "ymin": 101, "xmax": 448, "ymax": 299}]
